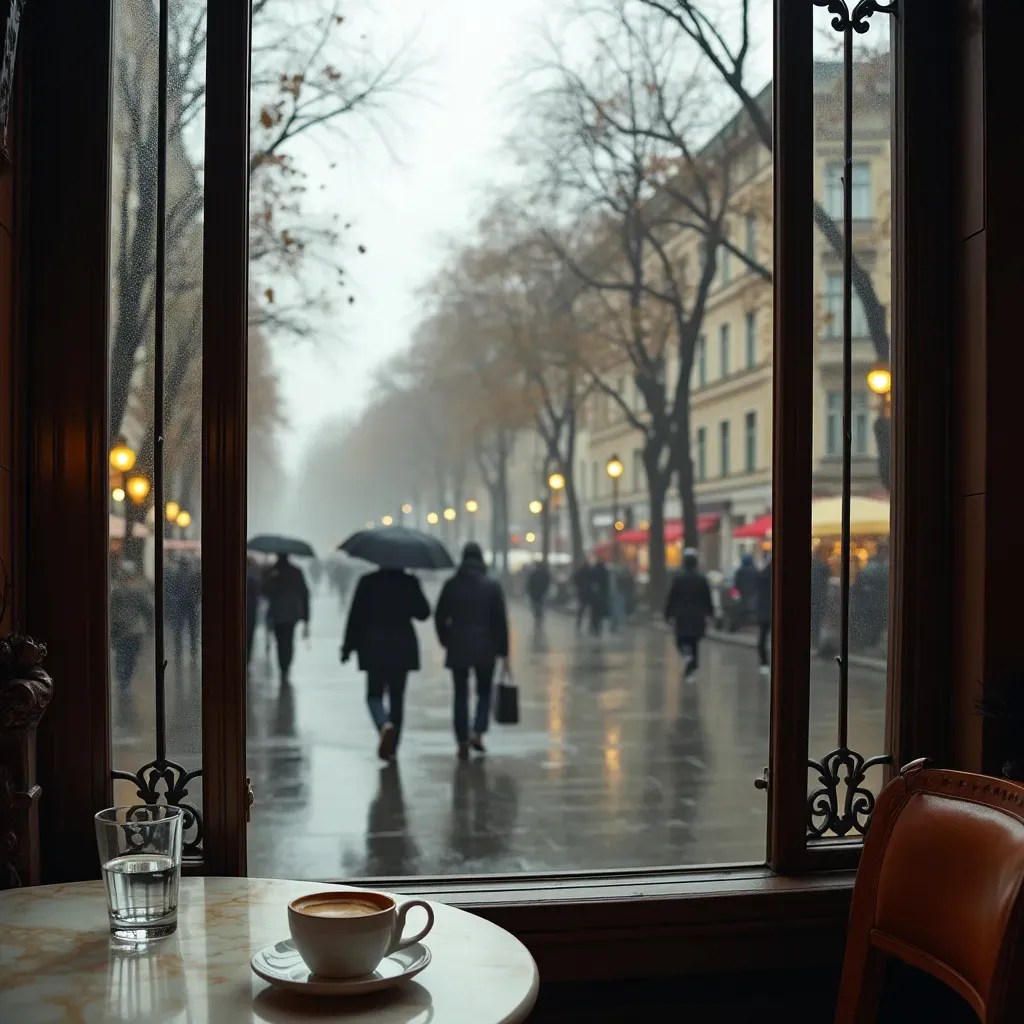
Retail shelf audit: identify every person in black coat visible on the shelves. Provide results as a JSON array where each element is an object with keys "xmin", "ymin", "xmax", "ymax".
[
  {"xmin": 434, "ymin": 543, "xmax": 510, "ymax": 759},
  {"xmin": 588, "ymin": 558, "xmax": 611, "ymax": 637},
  {"xmin": 342, "ymin": 568, "xmax": 430, "ymax": 762},
  {"xmin": 756, "ymin": 556, "xmax": 772, "ymax": 674},
  {"xmin": 262, "ymin": 554, "xmax": 311, "ymax": 685},
  {"xmin": 664, "ymin": 549, "xmax": 714, "ymax": 679},
  {"xmin": 526, "ymin": 560, "xmax": 551, "ymax": 622},
  {"xmin": 245, "ymin": 556, "xmax": 263, "ymax": 670}
]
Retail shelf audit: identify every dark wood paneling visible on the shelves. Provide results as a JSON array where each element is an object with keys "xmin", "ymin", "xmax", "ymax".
[
  {"xmin": 956, "ymin": 0, "xmax": 985, "ymax": 242},
  {"xmin": 769, "ymin": 0, "xmax": 814, "ymax": 873},
  {"xmin": 201, "ymin": 0, "xmax": 251, "ymax": 876},
  {"xmin": 22, "ymin": 1, "xmax": 114, "ymax": 882}
]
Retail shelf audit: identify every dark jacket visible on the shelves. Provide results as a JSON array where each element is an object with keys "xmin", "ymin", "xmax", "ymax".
[
  {"xmin": 526, "ymin": 564, "xmax": 551, "ymax": 601},
  {"xmin": 588, "ymin": 562, "xmax": 611, "ymax": 615},
  {"xmin": 343, "ymin": 569, "xmax": 430, "ymax": 673},
  {"xmin": 664, "ymin": 568, "xmax": 714, "ymax": 638},
  {"xmin": 734, "ymin": 557, "xmax": 759, "ymax": 613},
  {"xmin": 263, "ymin": 559, "xmax": 310, "ymax": 625},
  {"xmin": 434, "ymin": 557, "xmax": 509, "ymax": 669},
  {"xmin": 756, "ymin": 560, "xmax": 772, "ymax": 627}
]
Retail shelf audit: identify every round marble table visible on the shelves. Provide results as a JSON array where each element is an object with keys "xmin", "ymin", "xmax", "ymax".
[{"xmin": 0, "ymin": 877, "xmax": 539, "ymax": 1023}]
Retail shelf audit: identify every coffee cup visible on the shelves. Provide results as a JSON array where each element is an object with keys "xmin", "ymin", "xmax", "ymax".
[{"xmin": 287, "ymin": 891, "xmax": 434, "ymax": 979}]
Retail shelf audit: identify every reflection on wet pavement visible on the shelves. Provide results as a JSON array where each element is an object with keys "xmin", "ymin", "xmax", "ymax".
[{"xmin": 238, "ymin": 591, "xmax": 886, "ymax": 880}]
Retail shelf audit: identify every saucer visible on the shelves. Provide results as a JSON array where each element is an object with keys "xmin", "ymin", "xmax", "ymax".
[{"xmin": 251, "ymin": 939, "xmax": 431, "ymax": 997}]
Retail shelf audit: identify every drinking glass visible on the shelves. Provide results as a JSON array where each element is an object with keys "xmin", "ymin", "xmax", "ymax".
[{"xmin": 95, "ymin": 805, "xmax": 184, "ymax": 943}]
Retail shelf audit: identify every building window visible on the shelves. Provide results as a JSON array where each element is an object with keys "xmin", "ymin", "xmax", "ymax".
[
  {"xmin": 591, "ymin": 460, "xmax": 598, "ymax": 498},
  {"xmin": 825, "ymin": 272, "xmax": 869, "ymax": 338},
  {"xmin": 824, "ymin": 161, "xmax": 872, "ymax": 220},
  {"xmin": 719, "ymin": 420, "xmax": 731, "ymax": 477},
  {"xmin": 827, "ymin": 392, "xmax": 871, "ymax": 456},
  {"xmin": 719, "ymin": 323, "xmax": 731, "ymax": 378},
  {"xmin": 745, "ymin": 411, "xmax": 757, "ymax": 473},
  {"xmin": 633, "ymin": 448, "xmax": 643, "ymax": 492},
  {"xmin": 697, "ymin": 335, "xmax": 707, "ymax": 387},
  {"xmin": 745, "ymin": 212, "xmax": 757, "ymax": 260},
  {"xmin": 745, "ymin": 311, "xmax": 756, "ymax": 369},
  {"xmin": 695, "ymin": 427, "xmax": 706, "ymax": 483}
]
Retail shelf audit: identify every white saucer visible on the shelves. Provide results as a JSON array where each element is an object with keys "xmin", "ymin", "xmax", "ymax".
[{"xmin": 251, "ymin": 939, "xmax": 431, "ymax": 997}]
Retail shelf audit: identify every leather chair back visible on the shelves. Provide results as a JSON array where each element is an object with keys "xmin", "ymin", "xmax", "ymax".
[{"xmin": 836, "ymin": 760, "xmax": 1024, "ymax": 1023}]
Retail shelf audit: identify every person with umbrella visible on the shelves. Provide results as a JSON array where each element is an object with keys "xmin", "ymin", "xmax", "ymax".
[
  {"xmin": 341, "ymin": 565, "xmax": 431, "ymax": 762},
  {"xmin": 261, "ymin": 553, "xmax": 311, "ymax": 685},
  {"xmin": 434, "ymin": 542, "xmax": 510, "ymax": 760}
]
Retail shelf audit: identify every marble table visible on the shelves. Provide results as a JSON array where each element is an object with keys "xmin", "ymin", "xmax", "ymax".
[{"xmin": 0, "ymin": 877, "xmax": 539, "ymax": 1023}]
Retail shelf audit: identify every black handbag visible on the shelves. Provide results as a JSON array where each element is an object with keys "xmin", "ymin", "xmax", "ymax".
[{"xmin": 494, "ymin": 662, "xmax": 519, "ymax": 725}]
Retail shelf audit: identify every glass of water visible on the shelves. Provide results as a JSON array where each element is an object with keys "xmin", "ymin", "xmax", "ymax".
[{"xmin": 95, "ymin": 805, "xmax": 184, "ymax": 943}]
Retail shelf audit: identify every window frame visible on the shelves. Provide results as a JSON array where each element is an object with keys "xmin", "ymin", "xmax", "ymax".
[
  {"xmin": 745, "ymin": 310, "xmax": 757, "ymax": 368},
  {"xmin": 744, "ymin": 410, "xmax": 757, "ymax": 474},
  {"xmin": 718, "ymin": 419, "xmax": 731, "ymax": 478},
  {"xmin": 18, "ymin": 0, "xmax": 960, "ymax": 980},
  {"xmin": 719, "ymin": 322, "xmax": 731, "ymax": 377}
]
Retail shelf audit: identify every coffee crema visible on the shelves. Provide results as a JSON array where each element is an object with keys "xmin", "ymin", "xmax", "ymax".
[{"xmin": 297, "ymin": 898, "xmax": 383, "ymax": 919}]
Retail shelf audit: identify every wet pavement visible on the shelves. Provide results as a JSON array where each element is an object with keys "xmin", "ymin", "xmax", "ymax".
[{"xmin": 239, "ymin": 590, "xmax": 887, "ymax": 880}]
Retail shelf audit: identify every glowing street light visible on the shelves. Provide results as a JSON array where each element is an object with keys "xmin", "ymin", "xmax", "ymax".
[
  {"xmin": 443, "ymin": 507, "xmax": 457, "ymax": 522},
  {"xmin": 401, "ymin": 503, "xmax": 413, "ymax": 515},
  {"xmin": 175, "ymin": 510, "xmax": 192, "ymax": 529},
  {"xmin": 465, "ymin": 499, "xmax": 479, "ymax": 514},
  {"xmin": 525, "ymin": 531, "xmax": 537, "ymax": 543},
  {"xmin": 381, "ymin": 515, "xmax": 394, "ymax": 526},
  {"xmin": 867, "ymin": 362, "xmax": 892, "ymax": 396},
  {"xmin": 165, "ymin": 501, "xmax": 180, "ymax": 523},
  {"xmin": 427, "ymin": 512, "xmax": 439, "ymax": 525},
  {"xmin": 126, "ymin": 474, "xmax": 151, "ymax": 504},
  {"xmin": 548, "ymin": 472, "xmax": 565, "ymax": 492},
  {"xmin": 606, "ymin": 453, "xmax": 624, "ymax": 541},
  {"xmin": 605, "ymin": 454, "xmax": 624, "ymax": 480},
  {"xmin": 112, "ymin": 487, "xmax": 126, "ymax": 503},
  {"xmin": 109, "ymin": 441, "xmax": 136, "ymax": 472},
  {"xmin": 529, "ymin": 499, "xmax": 543, "ymax": 515}
]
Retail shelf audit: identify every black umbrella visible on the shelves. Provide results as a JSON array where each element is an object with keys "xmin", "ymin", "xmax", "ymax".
[
  {"xmin": 338, "ymin": 526, "xmax": 454, "ymax": 570},
  {"xmin": 247, "ymin": 534, "xmax": 316, "ymax": 558}
]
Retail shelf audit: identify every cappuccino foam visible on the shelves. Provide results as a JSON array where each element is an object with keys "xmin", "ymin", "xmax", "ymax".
[{"xmin": 298, "ymin": 898, "xmax": 382, "ymax": 919}]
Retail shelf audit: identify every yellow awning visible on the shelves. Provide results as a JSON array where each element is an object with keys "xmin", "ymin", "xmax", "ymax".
[{"xmin": 811, "ymin": 496, "xmax": 890, "ymax": 536}]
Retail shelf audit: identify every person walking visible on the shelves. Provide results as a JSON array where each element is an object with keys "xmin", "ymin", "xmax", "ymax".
[
  {"xmin": 434, "ymin": 542, "xmax": 510, "ymax": 760},
  {"xmin": 733, "ymin": 552, "xmax": 759, "ymax": 629},
  {"xmin": 664, "ymin": 548, "xmax": 714, "ymax": 680},
  {"xmin": 588, "ymin": 557, "xmax": 610, "ymax": 637},
  {"xmin": 525, "ymin": 559, "xmax": 551, "ymax": 623},
  {"xmin": 110, "ymin": 561, "xmax": 153, "ymax": 723},
  {"xmin": 342, "ymin": 567, "xmax": 430, "ymax": 762},
  {"xmin": 756, "ymin": 554, "xmax": 772, "ymax": 675},
  {"xmin": 245, "ymin": 556, "xmax": 263, "ymax": 670},
  {"xmin": 262, "ymin": 553, "xmax": 310, "ymax": 685},
  {"xmin": 571, "ymin": 560, "xmax": 592, "ymax": 632},
  {"xmin": 810, "ymin": 545, "xmax": 832, "ymax": 652}
]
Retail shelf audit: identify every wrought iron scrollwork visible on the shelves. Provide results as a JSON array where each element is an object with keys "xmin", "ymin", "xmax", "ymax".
[
  {"xmin": 807, "ymin": 748, "xmax": 891, "ymax": 838},
  {"xmin": 112, "ymin": 760, "xmax": 204, "ymax": 859},
  {"xmin": 807, "ymin": 0, "xmax": 896, "ymax": 841}
]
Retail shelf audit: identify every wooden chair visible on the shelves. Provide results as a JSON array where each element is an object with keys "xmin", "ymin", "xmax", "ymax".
[{"xmin": 835, "ymin": 760, "xmax": 1024, "ymax": 1023}]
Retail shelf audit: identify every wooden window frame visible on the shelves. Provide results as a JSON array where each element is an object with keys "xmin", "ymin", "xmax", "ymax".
[{"xmin": 16, "ymin": 0, "xmax": 957, "ymax": 980}]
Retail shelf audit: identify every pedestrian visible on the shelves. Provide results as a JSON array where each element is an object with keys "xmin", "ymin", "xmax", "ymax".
[
  {"xmin": 588, "ymin": 556, "xmax": 610, "ymax": 637},
  {"xmin": 245, "ymin": 556, "xmax": 263, "ymax": 670},
  {"xmin": 262, "ymin": 553, "xmax": 310, "ymax": 685},
  {"xmin": 525, "ymin": 559, "xmax": 551, "ymax": 623},
  {"xmin": 342, "ymin": 566, "xmax": 430, "ymax": 762},
  {"xmin": 434, "ymin": 542, "xmax": 510, "ymax": 760},
  {"xmin": 571, "ymin": 560, "xmax": 591, "ymax": 632},
  {"xmin": 756, "ymin": 555, "xmax": 772, "ymax": 675},
  {"xmin": 810, "ymin": 545, "xmax": 831, "ymax": 650},
  {"xmin": 608, "ymin": 561, "xmax": 629, "ymax": 632},
  {"xmin": 110, "ymin": 561, "xmax": 153, "ymax": 722},
  {"xmin": 166, "ymin": 555, "xmax": 200, "ymax": 667},
  {"xmin": 733, "ymin": 552, "xmax": 759, "ymax": 628},
  {"xmin": 664, "ymin": 548, "xmax": 714, "ymax": 680}
]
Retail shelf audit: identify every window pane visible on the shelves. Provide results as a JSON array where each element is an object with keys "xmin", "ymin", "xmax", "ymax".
[
  {"xmin": 808, "ymin": 9, "xmax": 892, "ymax": 843},
  {"xmin": 245, "ymin": 0, "xmax": 774, "ymax": 879},
  {"xmin": 109, "ymin": 0, "xmax": 207, "ymax": 860}
]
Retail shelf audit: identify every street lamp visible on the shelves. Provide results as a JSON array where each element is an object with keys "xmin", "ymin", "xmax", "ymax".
[
  {"xmin": 465, "ymin": 499, "xmax": 478, "ymax": 513},
  {"xmin": 464, "ymin": 499, "xmax": 479, "ymax": 540},
  {"xmin": 175, "ymin": 510, "xmax": 191, "ymax": 530},
  {"xmin": 126, "ymin": 474, "xmax": 151, "ymax": 505},
  {"xmin": 381, "ymin": 514, "xmax": 394, "ymax": 526},
  {"xmin": 112, "ymin": 487, "xmax": 126, "ymax": 503},
  {"xmin": 547, "ymin": 472, "xmax": 565, "ymax": 492},
  {"xmin": 427, "ymin": 512, "xmax": 439, "ymax": 525},
  {"xmin": 866, "ymin": 362, "xmax": 892, "ymax": 396},
  {"xmin": 548, "ymin": 472, "xmax": 565, "ymax": 554},
  {"xmin": 606, "ymin": 454, "xmax": 624, "ymax": 543},
  {"xmin": 401, "ymin": 503, "xmax": 413, "ymax": 515},
  {"xmin": 109, "ymin": 441, "xmax": 136, "ymax": 473},
  {"xmin": 525, "ymin": 531, "xmax": 536, "ymax": 544},
  {"xmin": 443, "ymin": 507, "xmax": 456, "ymax": 522},
  {"xmin": 165, "ymin": 501, "xmax": 180, "ymax": 523},
  {"xmin": 529, "ymin": 499, "xmax": 543, "ymax": 515}
]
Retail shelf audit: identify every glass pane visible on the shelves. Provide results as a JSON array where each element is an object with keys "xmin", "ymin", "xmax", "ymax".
[
  {"xmin": 246, "ymin": 0, "xmax": 774, "ymax": 879},
  {"xmin": 807, "ymin": 8, "xmax": 892, "ymax": 841},
  {"xmin": 109, "ymin": 0, "xmax": 206, "ymax": 860}
]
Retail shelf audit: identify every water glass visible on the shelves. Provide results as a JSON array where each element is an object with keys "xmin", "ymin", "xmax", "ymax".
[{"xmin": 95, "ymin": 805, "xmax": 184, "ymax": 943}]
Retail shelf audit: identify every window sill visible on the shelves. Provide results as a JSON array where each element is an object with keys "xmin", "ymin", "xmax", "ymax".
[{"xmin": 358, "ymin": 867, "xmax": 856, "ymax": 981}]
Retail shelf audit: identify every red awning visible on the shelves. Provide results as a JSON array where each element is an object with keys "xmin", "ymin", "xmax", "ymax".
[
  {"xmin": 615, "ymin": 516, "xmax": 719, "ymax": 545},
  {"xmin": 733, "ymin": 513, "xmax": 773, "ymax": 539}
]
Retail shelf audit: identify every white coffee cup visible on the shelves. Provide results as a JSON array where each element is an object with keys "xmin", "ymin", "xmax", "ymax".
[{"xmin": 287, "ymin": 890, "xmax": 434, "ymax": 979}]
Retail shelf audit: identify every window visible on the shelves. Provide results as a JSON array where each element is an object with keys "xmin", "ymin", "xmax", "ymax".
[
  {"xmin": 696, "ymin": 334, "xmax": 707, "ymax": 387},
  {"xmin": 592, "ymin": 460, "xmax": 598, "ymax": 499},
  {"xmin": 826, "ymin": 392, "xmax": 871, "ymax": 456},
  {"xmin": 825, "ymin": 272, "xmax": 869, "ymax": 337},
  {"xmin": 695, "ymin": 427, "xmax": 706, "ymax": 483},
  {"xmin": 744, "ymin": 411, "xmax": 757, "ymax": 473},
  {"xmin": 824, "ymin": 161, "xmax": 872, "ymax": 220},
  {"xmin": 632, "ymin": 448, "xmax": 643, "ymax": 492},
  {"xmin": 719, "ymin": 323, "xmax": 731, "ymax": 377},
  {"xmin": 745, "ymin": 212, "xmax": 757, "ymax": 260},
  {"xmin": 745, "ymin": 311, "xmax": 757, "ymax": 369},
  {"xmin": 719, "ymin": 420, "xmax": 731, "ymax": 477}
]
